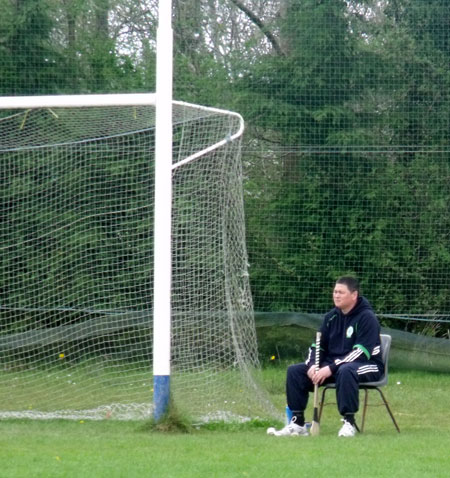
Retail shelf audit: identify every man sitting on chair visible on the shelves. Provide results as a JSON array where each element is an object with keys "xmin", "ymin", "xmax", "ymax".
[{"xmin": 268, "ymin": 276, "xmax": 383, "ymax": 437}]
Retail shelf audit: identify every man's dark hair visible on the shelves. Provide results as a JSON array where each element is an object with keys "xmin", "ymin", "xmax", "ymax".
[{"xmin": 336, "ymin": 276, "xmax": 360, "ymax": 294}]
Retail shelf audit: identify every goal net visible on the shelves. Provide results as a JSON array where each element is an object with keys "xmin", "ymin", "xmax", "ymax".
[{"xmin": 0, "ymin": 96, "xmax": 276, "ymax": 421}]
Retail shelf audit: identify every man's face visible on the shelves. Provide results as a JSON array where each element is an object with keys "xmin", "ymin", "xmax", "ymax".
[{"xmin": 333, "ymin": 283, "xmax": 358, "ymax": 313}]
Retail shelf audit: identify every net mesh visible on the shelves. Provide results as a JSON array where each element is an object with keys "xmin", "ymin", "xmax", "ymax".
[
  {"xmin": 0, "ymin": 0, "xmax": 449, "ymax": 395},
  {"xmin": 0, "ymin": 102, "xmax": 275, "ymax": 421}
]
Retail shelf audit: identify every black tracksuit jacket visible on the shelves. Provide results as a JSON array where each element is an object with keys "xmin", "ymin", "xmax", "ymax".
[{"xmin": 306, "ymin": 296, "xmax": 383, "ymax": 374}]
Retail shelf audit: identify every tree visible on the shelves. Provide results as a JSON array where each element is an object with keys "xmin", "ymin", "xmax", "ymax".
[
  {"xmin": 230, "ymin": 0, "xmax": 450, "ymax": 323},
  {"xmin": 0, "ymin": 0, "xmax": 66, "ymax": 94},
  {"xmin": 235, "ymin": 0, "xmax": 371, "ymax": 310}
]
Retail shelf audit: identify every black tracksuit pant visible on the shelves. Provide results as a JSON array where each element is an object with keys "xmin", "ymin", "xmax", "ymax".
[{"xmin": 286, "ymin": 361, "xmax": 383, "ymax": 416}]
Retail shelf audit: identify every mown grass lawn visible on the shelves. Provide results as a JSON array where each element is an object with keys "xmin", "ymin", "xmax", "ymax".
[{"xmin": 0, "ymin": 369, "xmax": 448, "ymax": 478}]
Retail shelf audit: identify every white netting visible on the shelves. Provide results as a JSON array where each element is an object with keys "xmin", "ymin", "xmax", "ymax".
[{"xmin": 0, "ymin": 99, "xmax": 276, "ymax": 421}]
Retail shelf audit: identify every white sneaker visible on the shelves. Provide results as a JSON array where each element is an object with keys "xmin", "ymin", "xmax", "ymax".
[
  {"xmin": 267, "ymin": 417, "xmax": 309, "ymax": 437},
  {"xmin": 338, "ymin": 419, "xmax": 356, "ymax": 437}
]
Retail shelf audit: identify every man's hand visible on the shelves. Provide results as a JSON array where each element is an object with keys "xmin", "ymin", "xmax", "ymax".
[
  {"xmin": 308, "ymin": 365, "xmax": 332, "ymax": 386},
  {"xmin": 307, "ymin": 364, "xmax": 316, "ymax": 381}
]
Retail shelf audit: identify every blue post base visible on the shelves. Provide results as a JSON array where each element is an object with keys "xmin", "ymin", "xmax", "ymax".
[
  {"xmin": 286, "ymin": 405, "xmax": 293, "ymax": 424},
  {"xmin": 153, "ymin": 375, "xmax": 170, "ymax": 421}
]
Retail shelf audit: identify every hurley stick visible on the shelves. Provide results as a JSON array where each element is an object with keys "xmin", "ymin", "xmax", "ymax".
[{"xmin": 310, "ymin": 331, "xmax": 321, "ymax": 436}]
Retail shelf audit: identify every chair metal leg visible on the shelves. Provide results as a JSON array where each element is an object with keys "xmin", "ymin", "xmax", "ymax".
[
  {"xmin": 374, "ymin": 387, "xmax": 401, "ymax": 433},
  {"xmin": 319, "ymin": 385, "xmax": 400, "ymax": 433},
  {"xmin": 318, "ymin": 386, "xmax": 328, "ymax": 421},
  {"xmin": 361, "ymin": 388, "xmax": 369, "ymax": 433}
]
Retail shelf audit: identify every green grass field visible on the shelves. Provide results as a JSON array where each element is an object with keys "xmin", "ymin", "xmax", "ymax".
[{"xmin": 0, "ymin": 368, "xmax": 449, "ymax": 478}]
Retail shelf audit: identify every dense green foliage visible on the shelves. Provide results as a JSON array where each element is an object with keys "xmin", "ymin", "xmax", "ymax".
[
  {"xmin": 1, "ymin": 0, "xmax": 450, "ymax": 334},
  {"xmin": 0, "ymin": 0, "xmax": 64, "ymax": 94},
  {"xmin": 236, "ymin": 0, "xmax": 450, "ymax": 325}
]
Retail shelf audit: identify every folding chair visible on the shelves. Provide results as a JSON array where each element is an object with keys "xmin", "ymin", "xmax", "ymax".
[{"xmin": 318, "ymin": 334, "xmax": 400, "ymax": 433}]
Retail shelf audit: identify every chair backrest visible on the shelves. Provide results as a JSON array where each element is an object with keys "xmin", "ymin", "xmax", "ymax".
[
  {"xmin": 377, "ymin": 334, "xmax": 392, "ymax": 385},
  {"xmin": 360, "ymin": 334, "xmax": 391, "ymax": 388},
  {"xmin": 380, "ymin": 334, "xmax": 391, "ymax": 365}
]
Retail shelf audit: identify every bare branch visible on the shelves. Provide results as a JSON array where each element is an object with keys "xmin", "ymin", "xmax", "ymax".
[{"xmin": 229, "ymin": 0, "xmax": 284, "ymax": 55}]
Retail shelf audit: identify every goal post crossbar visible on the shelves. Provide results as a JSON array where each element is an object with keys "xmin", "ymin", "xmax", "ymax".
[
  {"xmin": 172, "ymin": 101, "xmax": 244, "ymax": 170},
  {"xmin": 0, "ymin": 95, "xmax": 245, "ymax": 170},
  {"xmin": 0, "ymin": 93, "xmax": 157, "ymax": 109}
]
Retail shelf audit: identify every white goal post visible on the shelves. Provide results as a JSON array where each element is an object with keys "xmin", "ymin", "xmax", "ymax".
[{"xmin": 0, "ymin": 93, "xmax": 156, "ymax": 109}]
